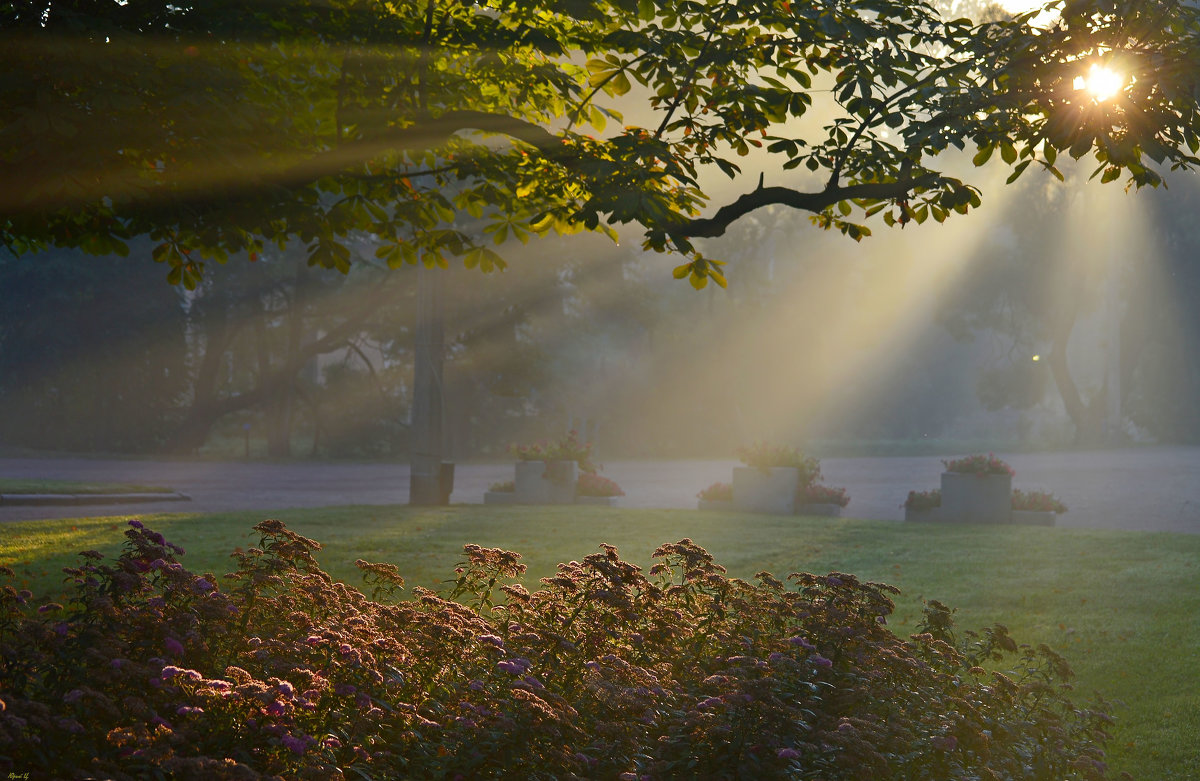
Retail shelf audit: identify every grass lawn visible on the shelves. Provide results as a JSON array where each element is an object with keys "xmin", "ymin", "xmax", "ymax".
[
  {"xmin": 0, "ymin": 478, "xmax": 174, "ymax": 495},
  {"xmin": 1, "ymin": 504, "xmax": 1197, "ymax": 779}
]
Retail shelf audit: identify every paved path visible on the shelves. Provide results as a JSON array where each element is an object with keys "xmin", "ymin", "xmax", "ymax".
[{"xmin": 1, "ymin": 448, "xmax": 1198, "ymax": 533}]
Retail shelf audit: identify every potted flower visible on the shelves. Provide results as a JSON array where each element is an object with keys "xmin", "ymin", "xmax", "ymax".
[
  {"xmin": 940, "ymin": 453, "xmax": 1015, "ymax": 524},
  {"xmin": 902, "ymin": 489, "xmax": 942, "ymax": 523},
  {"xmin": 487, "ymin": 430, "xmax": 598, "ymax": 505},
  {"xmin": 697, "ymin": 481, "xmax": 733, "ymax": 511},
  {"xmin": 795, "ymin": 483, "xmax": 849, "ymax": 517},
  {"xmin": 731, "ymin": 442, "xmax": 821, "ymax": 515},
  {"xmin": 1010, "ymin": 489, "xmax": 1066, "ymax": 526},
  {"xmin": 575, "ymin": 473, "xmax": 624, "ymax": 507}
]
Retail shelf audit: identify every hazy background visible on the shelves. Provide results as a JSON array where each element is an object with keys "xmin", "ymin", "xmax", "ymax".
[{"xmin": 3, "ymin": 152, "xmax": 1198, "ymax": 462}]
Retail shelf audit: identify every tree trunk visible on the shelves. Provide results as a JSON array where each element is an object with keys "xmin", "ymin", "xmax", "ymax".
[
  {"xmin": 410, "ymin": 264, "xmax": 448, "ymax": 505},
  {"xmin": 1047, "ymin": 292, "xmax": 1105, "ymax": 446}
]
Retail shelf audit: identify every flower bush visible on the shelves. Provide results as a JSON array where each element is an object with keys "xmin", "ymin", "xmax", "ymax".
[
  {"xmin": 509, "ymin": 430, "xmax": 598, "ymax": 474},
  {"xmin": 697, "ymin": 482, "xmax": 733, "ymax": 502},
  {"xmin": 735, "ymin": 442, "xmax": 821, "ymax": 486},
  {"xmin": 903, "ymin": 489, "xmax": 942, "ymax": 510},
  {"xmin": 942, "ymin": 453, "xmax": 1015, "ymax": 477},
  {"xmin": 1012, "ymin": 489, "xmax": 1068, "ymax": 513},
  {"xmin": 576, "ymin": 473, "xmax": 624, "ymax": 497},
  {"xmin": 489, "ymin": 480, "xmax": 516, "ymax": 493},
  {"xmin": 0, "ymin": 520, "xmax": 1116, "ymax": 780},
  {"xmin": 797, "ymin": 483, "xmax": 850, "ymax": 508}
]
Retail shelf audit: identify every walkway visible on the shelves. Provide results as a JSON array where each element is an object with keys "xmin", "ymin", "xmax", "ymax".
[{"xmin": 1, "ymin": 448, "xmax": 1197, "ymax": 533}]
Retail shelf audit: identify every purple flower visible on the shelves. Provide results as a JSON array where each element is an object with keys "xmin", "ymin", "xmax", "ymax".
[
  {"xmin": 468, "ymin": 679, "xmax": 484, "ymax": 691},
  {"xmin": 334, "ymin": 684, "xmax": 356, "ymax": 696},
  {"xmin": 339, "ymin": 643, "xmax": 352, "ymax": 655},
  {"xmin": 148, "ymin": 597, "xmax": 166, "ymax": 609},
  {"xmin": 57, "ymin": 718, "xmax": 85, "ymax": 734},
  {"xmin": 265, "ymin": 700, "xmax": 287, "ymax": 717},
  {"xmin": 148, "ymin": 532, "xmax": 166, "ymax": 546},
  {"xmin": 787, "ymin": 635, "xmax": 816, "ymax": 650},
  {"xmin": 176, "ymin": 706, "xmax": 204, "ymax": 716},
  {"xmin": 777, "ymin": 747, "xmax": 801, "ymax": 760},
  {"xmin": 323, "ymin": 736, "xmax": 342, "ymax": 749},
  {"xmin": 496, "ymin": 657, "xmax": 532, "ymax": 675},
  {"xmin": 54, "ymin": 622, "xmax": 69, "ymax": 637},
  {"xmin": 111, "ymin": 658, "xmax": 126, "ymax": 670},
  {"xmin": 150, "ymin": 716, "xmax": 172, "ymax": 730},
  {"xmin": 37, "ymin": 603, "xmax": 62, "ymax": 614},
  {"xmin": 280, "ymin": 734, "xmax": 307, "ymax": 755},
  {"xmin": 306, "ymin": 635, "xmax": 322, "ymax": 645},
  {"xmin": 164, "ymin": 637, "xmax": 184, "ymax": 657},
  {"xmin": 809, "ymin": 654, "xmax": 833, "ymax": 669},
  {"xmin": 479, "ymin": 634, "xmax": 504, "ymax": 647},
  {"xmin": 128, "ymin": 520, "xmax": 144, "ymax": 529},
  {"xmin": 63, "ymin": 689, "xmax": 83, "ymax": 704},
  {"xmin": 193, "ymin": 578, "xmax": 214, "ymax": 593},
  {"xmin": 277, "ymin": 681, "xmax": 295, "ymax": 697}
]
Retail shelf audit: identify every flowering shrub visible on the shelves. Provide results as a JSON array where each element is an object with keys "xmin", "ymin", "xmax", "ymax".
[
  {"xmin": 735, "ymin": 442, "xmax": 821, "ymax": 486},
  {"xmin": 1012, "ymin": 489, "xmax": 1068, "ymax": 513},
  {"xmin": 697, "ymin": 482, "xmax": 732, "ymax": 502},
  {"xmin": 942, "ymin": 452, "xmax": 1016, "ymax": 477},
  {"xmin": 509, "ymin": 429, "xmax": 598, "ymax": 474},
  {"xmin": 489, "ymin": 480, "xmax": 516, "ymax": 492},
  {"xmin": 797, "ymin": 483, "xmax": 850, "ymax": 507},
  {"xmin": 576, "ymin": 473, "xmax": 624, "ymax": 497},
  {"xmin": 903, "ymin": 489, "xmax": 942, "ymax": 510},
  {"xmin": 0, "ymin": 520, "xmax": 1116, "ymax": 779}
]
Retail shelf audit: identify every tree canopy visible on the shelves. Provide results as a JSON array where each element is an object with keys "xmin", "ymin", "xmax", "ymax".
[{"xmin": 4, "ymin": 0, "xmax": 1200, "ymax": 288}]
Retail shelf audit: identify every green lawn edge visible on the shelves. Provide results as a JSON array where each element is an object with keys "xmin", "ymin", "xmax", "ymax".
[
  {"xmin": 2, "ymin": 505, "xmax": 1196, "ymax": 779},
  {"xmin": 0, "ymin": 478, "xmax": 175, "ymax": 495}
]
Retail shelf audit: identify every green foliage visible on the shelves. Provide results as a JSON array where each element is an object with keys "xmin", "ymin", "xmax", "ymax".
[
  {"xmin": 736, "ymin": 442, "xmax": 822, "ymax": 486},
  {"xmin": 0, "ymin": 520, "xmax": 1117, "ymax": 779},
  {"xmin": 5, "ymin": 0, "xmax": 1200, "ymax": 288},
  {"xmin": 697, "ymin": 482, "xmax": 733, "ymax": 502}
]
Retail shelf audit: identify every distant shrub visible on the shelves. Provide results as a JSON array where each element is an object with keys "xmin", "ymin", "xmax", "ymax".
[
  {"xmin": 697, "ymin": 481, "xmax": 733, "ymax": 502},
  {"xmin": 903, "ymin": 489, "xmax": 943, "ymax": 510},
  {"xmin": 576, "ymin": 473, "xmax": 624, "ymax": 497},
  {"xmin": 0, "ymin": 521, "xmax": 1115, "ymax": 780},
  {"xmin": 490, "ymin": 480, "xmax": 516, "ymax": 492},
  {"xmin": 1012, "ymin": 489, "xmax": 1068, "ymax": 513}
]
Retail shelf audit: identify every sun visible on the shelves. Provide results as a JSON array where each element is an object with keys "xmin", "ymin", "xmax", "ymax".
[{"xmin": 1073, "ymin": 64, "xmax": 1124, "ymax": 102}]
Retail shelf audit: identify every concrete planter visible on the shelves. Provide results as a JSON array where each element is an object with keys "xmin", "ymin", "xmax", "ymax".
[
  {"xmin": 514, "ymin": 460, "xmax": 578, "ymax": 505},
  {"xmin": 697, "ymin": 499, "xmax": 734, "ymax": 512},
  {"xmin": 904, "ymin": 506, "xmax": 943, "ymax": 523},
  {"xmin": 1011, "ymin": 509, "xmax": 1056, "ymax": 526},
  {"xmin": 576, "ymin": 495, "xmax": 620, "ymax": 507},
  {"xmin": 732, "ymin": 466, "xmax": 799, "ymax": 515},
  {"xmin": 940, "ymin": 472, "xmax": 1012, "ymax": 524},
  {"xmin": 796, "ymin": 502, "xmax": 843, "ymax": 517}
]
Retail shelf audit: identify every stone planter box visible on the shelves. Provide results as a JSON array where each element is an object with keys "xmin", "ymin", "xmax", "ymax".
[
  {"xmin": 698, "ymin": 499, "xmax": 734, "ymax": 511},
  {"xmin": 576, "ymin": 495, "xmax": 620, "ymax": 507},
  {"xmin": 1011, "ymin": 509, "xmax": 1056, "ymax": 526},
  {"xmin": 483, "ymin": 491, "xmax": 518, "ymax": 505},
  {"xmin": 514, "ymin": 459, "xmax": 578, "ymax": 505},
  {"xmin": 796, "ymin": 503, "xmax": 843, "ymax": 517},
  {"xmin": 904, "ymin": 506, "xmax": 943, "ymax": 523},
  {"xmin": 733, "ymin": 467, "xmax": 799, "ymax": 515},
  {"xmin": 940, "ymin": 472, "xmax": 1012, "ymax": 524}
]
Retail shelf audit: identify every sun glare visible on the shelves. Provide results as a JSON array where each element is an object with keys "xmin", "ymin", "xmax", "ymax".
[{"xmin": 1074, "ymin": 64, "xmax": 1124, "ymax": 102}]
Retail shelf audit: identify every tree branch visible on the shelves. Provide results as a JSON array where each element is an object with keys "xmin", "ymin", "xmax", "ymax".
[{"xmin": 668, "ymin": 174, "xmax": 940, "ymax": 239}]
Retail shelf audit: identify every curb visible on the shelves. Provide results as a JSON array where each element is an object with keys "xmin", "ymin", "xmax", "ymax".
[{"xmin": 0, "ymin": 492, "xmax": 192, "ymax": 507}]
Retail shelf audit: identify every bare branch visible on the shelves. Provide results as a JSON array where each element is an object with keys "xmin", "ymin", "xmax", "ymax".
[{"xmin": 668, "ymin": 175, "xmax": 940, "ymax": 239}]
